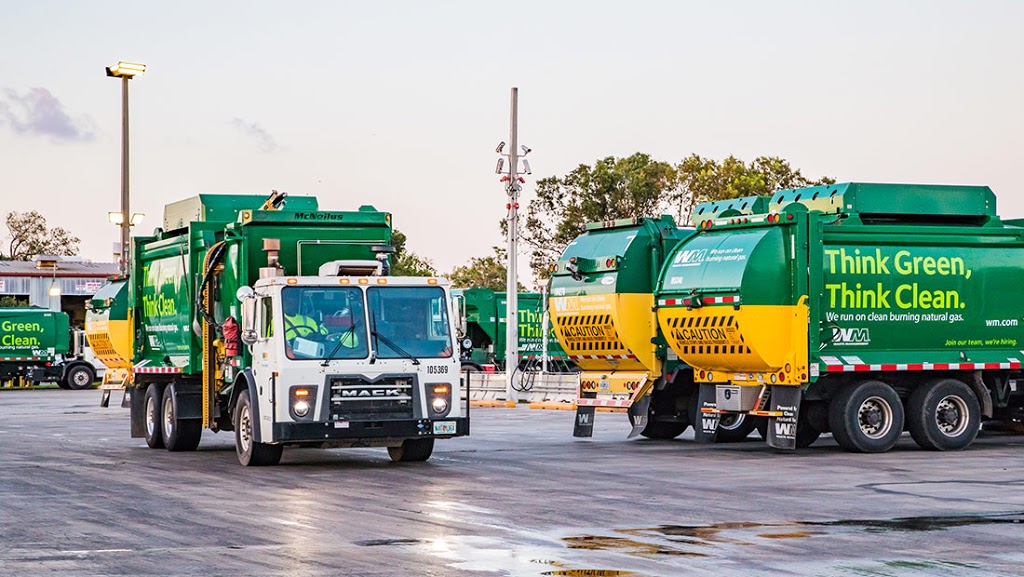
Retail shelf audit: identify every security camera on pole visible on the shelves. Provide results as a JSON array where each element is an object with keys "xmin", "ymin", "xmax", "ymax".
[{"xmin": 494, "ymin": 87, "xmax": 532, "ymax": 403}]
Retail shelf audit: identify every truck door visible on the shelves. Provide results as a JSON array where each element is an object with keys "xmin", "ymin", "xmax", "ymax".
[{"xmin": 249, "ymin": 295, "xmax": 276, "ymax": 440}]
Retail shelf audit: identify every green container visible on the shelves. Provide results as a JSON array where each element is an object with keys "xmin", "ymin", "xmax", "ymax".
[
  {"xmin": 0, "ymin": 308, "xmax": 69, "ymax": 361},
  {"xmin": 130, "ymin": 194, "xmax": 392, "ymax": 373}
]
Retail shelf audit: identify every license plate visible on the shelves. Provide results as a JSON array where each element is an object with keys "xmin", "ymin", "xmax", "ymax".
[{"xmin": 433, "ymin": 421, "xmax": 456, "ymax": 435}]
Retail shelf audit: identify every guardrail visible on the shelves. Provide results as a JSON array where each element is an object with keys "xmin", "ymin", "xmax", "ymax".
[{"xmin": 461, "ymin": 371, "xmax": 578, "ymax": 404}]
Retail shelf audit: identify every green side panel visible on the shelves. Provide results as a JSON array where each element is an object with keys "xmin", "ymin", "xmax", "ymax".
[
  {"xmin": 135, "ymin": 236, "xmax": 194, "ymax": 369},
  {"xmin": 658, "ymin": 226, "xmax": 795, "ymax": 305},
  {"xmin": 495, "ymin": 293, "xmax": 567, "ymax": 360},
  {"xmin": 0, "ymin": 308, "xmax": 68, "ymax": 359},
  {"xmin": 550, "ymin": 216, "xmax": 691, "ymax": 297},
  {"xmin": 818, "ymin": 222, "xmax": 1024, "ymax": 360},
  {"xmin": 163, "ymin": 194, "xmax": 320, "ymax": 230},
  {"xmin": 770, "ymin": 182, "xmax": 997, "ymax": 222}
]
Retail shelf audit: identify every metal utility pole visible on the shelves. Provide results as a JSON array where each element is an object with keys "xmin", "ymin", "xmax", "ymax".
[
  {"xmin": 505, "ymin": 88, "xmax": 520, "ymax": 403},
  {"xmin": 495, "ymin": 87, "xmax": 530, "ymax": 403},
  {"xmin": 106, "ymin": 61, "xmax": 146, "ymax": 276}
]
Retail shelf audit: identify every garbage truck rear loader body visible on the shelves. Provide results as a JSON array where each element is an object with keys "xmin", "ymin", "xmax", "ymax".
[
  {"xmin": 658, "ymin": 182, "xmax": 1024, "ymax": 452},
  {"xmin": 87, "ymin": 194, "xmax": 468, "ymax": 465}
]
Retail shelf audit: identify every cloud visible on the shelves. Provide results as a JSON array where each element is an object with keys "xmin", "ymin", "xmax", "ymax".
[
  {"xmin": 0, "ymin": 87, "xmax": 96, "ymax": 142},
  {"xmin": 231, "ymin": 118, "xmax": 278, "ymax": 152}
]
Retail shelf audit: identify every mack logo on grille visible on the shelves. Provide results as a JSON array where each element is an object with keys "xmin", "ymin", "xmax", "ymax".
[{"xmin": 340, "ymin": 388, "xmax": 404, "ymax": 398}]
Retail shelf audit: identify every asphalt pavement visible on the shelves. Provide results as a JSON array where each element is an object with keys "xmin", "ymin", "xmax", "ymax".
[{"xmin": 2, "ymin": 389, "xmax": 1024, "ymax": 576}]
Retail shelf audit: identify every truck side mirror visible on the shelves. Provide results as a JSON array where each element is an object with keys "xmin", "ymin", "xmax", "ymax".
[{"xmin": 237, "ymin": 287, "xmax": 259, "ymax": 345}]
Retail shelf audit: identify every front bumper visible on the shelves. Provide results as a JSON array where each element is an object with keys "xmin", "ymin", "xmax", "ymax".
[{"xmin": 272, "ymin": 416, "xmax": 470, "ymax": 443}]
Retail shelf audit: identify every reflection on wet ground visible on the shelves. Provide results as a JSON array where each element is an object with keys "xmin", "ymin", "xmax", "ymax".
[{"xmin": 415, "ymin": 511, "xmax": 1024, "ymax": 577}]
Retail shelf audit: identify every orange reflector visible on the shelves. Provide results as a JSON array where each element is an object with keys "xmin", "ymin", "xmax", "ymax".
[
  {"xmin": 433, "ymin": 385, "xmax": 450, "ymax": 394},
  {"xmin": 427, "ymin": 278, "xmax": 438, "ymax": 285},
  {"xmin": 287, "ymin": 278, "xmax": 298, "ymax": 285},
  {"xmin": 785, "ymin": 363, "xmax": 792, "ymax": 373},
  {"xmin": 295, "ymin": 389, "xmax": 310, "ymax": 397},
  {"xmin": 376, "ymin": 278, "xmax": 387, "ymax": 284},
  {"xmin": 358, "ymin": 278, "xmax": 369, "ymax": 284},
  {"xmin": 339, "ymin": 278, "xmax": 350, "ymax": 285}
]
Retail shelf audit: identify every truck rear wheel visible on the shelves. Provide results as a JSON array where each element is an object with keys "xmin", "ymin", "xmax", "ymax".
[
  {"xmin": 234, "ymin": 390, "xmax": 282, "ymax": 466},
  {"xmin": 64, "ymin": 364, "xmax": 96, "ymax": 390},
  {"xmin": 639, "ymin": 420, "xmax": 688, "ymax": 440},
  {"xmin": 907, "ymin": 379, "xmax": 980, "ymax": 451},
  {"xmin": 716, "ymin": 413, "xmax": 757, "ymax": 443},
  {"xmin": 143, "ymin": 384, "xmax": 165, "ymax": 449},
  {"xmin": 388, "ymin": 438, "xmax": 434, "ymax": 462},
  {"xmin": 829, "ymin": 380, "xmax": 904, "ymax": 453},
  {"xmin": 161, "ymin": 384, "xmax": 202, "ymax": 452}
]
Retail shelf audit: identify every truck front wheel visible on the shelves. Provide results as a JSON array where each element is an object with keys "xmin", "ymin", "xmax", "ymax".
[
  {"xmin": 64, "ymin": 364, "xmax": 95, "ymax": 390},
  {"xmin": 829, "ymin": 380, "xmax": 904, "ymax": 453},
  {"xmin": 234, "ymin": 390, "xmax": 282, "ymax": 466},
  {"xmin": 162, "ymin": 384, "xmax": 202, "ymax": 452},
  {"xmin": 143, "ymin": 384, "xmax": 165, "ymax": 449},
  {"xmin": 388, "ymin": 438, "xmax": 434, "ymax": 462},
  {"xmin": 907, "ymin": 379, "xmax": 980, "ymax": 451}
]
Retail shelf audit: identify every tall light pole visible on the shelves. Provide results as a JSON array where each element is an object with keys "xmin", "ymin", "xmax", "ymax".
[
  {"xmin": 494, "ymin": 87, "xmax": 531, "ymax": 402},
  {"xmin": 106, "ymin": 61, "xmax": 146, "ymax": 276}
]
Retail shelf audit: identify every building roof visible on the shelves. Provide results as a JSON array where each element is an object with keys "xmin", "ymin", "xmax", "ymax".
[{"xmin": 0, "ymin": 257, "xmax": 119, "ymax": 279}]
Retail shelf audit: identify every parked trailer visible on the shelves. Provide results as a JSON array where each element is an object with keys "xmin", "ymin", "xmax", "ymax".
[
  {"xmin": 453, "ymin": 288, "xmax": 576, "ymax": 373},
  {"xmin": 547, "ymin": 215, "xmax": 761, "ymax": 441},
  {"xmin": 85, "ymin": 192, "xmax": 468, "ymax": 466},
  {"xmin": 657, "ymin": 182, "xmax": 1024, "ymax": 452},
  {"xmin": 0, "ymin": 307, "xmax": 98, "ymax": 389}
]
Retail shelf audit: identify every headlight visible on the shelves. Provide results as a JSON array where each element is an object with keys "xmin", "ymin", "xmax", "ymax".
[
  {"xmin": 293, "ymin": 400, "xmax": 310, "ymax": 417},
  {"xmin": 289, "ymin": 385, "xmax": 317, "ymax": 420},
  {"xmin": 428, "ymin": 383, "xmax": 451, "ymax": 418},
  {"xmin": 431, "ymin": 398, "xmax": 448, "ymax": 414}
]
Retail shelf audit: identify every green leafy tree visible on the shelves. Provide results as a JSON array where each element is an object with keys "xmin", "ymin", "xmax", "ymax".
[
  {"xmin": 3, "ymin": 211, "xmax": 80, "ymax": 260},
  {"xmin": 520, "ymin": 153, "xmax": 675, "ymax": 279},
  {"xmin": 389, "ymin": 229, "xmax": 436, "ymax": 276},
  {"xmin": 672, "ymin": 155, "xmax": 835, "ymax": 225},
  {"xmin": 448, "ymin": 247, "xmax": 526, "ymax": 291}
]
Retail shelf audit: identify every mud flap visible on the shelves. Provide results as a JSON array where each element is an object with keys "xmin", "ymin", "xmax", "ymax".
[
  {"xmin": 573, "ymin": 406, "xmax": 596, "ymax": 438},
  {"xmin": 766, "ymin": 385, "xmax": 801, "ymax": 450},
  {"xmin": 626, "ymin": 393, "xmax": 652, "ymax": 439},
  {"xmin": 692, "ymin": 383, "xmax": 719, "ymax": 443}
]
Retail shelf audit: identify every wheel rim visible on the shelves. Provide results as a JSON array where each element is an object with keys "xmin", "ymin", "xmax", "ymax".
[
  {"xmin": 239, "ymin": 404, "xmax": 252, "ymax": 453},
  {"xmin": 146, "ymin": 396, "xmax": 157, "ymax": 437},
  {"xmin": 935, "ymin": 395, "xmax": 969, "ymax": 437},
  {"xmin": 72, "ymin": 370, "xmax": 90, "ymax": 387},
  {"xmin": 857, "ymin": 396, "xmax": 893, "ymax": 439},
  {"xmin": 163, "ymin": 396, "xmax": 174, "ymax": 437},
  {"xmin": 718, "ymin": 413, "xmax": 744, "ymax": 431}
]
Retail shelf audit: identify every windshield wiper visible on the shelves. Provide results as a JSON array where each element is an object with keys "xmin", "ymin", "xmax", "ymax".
[
  {"xmin": 320, "ymin": 321, "xmax": 359, "ymax": 367},
  {"xmin": 368, "ymin": 310, "xmax": 419, "ymax": 365}
]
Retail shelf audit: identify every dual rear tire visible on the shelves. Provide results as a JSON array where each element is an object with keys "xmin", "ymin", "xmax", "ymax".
[
  {"xmin": 142, "ymin": 383, "xmax": 202, "ymax": 452},
  {"xmin": 829, "ymin": 378, "xmax": 980, "ymax": 453}
]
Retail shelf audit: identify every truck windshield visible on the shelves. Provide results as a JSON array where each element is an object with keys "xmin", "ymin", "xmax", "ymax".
[
  {"xmin": 282, "ymin": 287, "xmax": 368, "ymax": 360},
  {"xmin": 367, "ymin": 287, "xmax": 453, "ymax": 359}
]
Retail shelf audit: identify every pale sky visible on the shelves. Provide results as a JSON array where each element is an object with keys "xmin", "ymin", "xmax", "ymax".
[{"xmin": 1, "ymin": 1, "xmax": 1021, "ymax": 285}]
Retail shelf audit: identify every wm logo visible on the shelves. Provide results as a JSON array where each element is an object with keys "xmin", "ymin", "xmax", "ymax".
[
  {"xmin": 553, "ymin": 297, "xmax": 579, "ymax": 313},
  {"xmin": 831, "ymin": 327, "xmax": 870, "ymax": 346},
  {"xmin": 673, "ymin": 249, "xmax": 707, "ymax": 265},
  {"xmin": 774, "ymin": 422, "xmax": 796, "ymax": 437}
]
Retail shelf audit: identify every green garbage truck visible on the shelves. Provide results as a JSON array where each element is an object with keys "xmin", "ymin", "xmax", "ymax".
[
  {"xmin": 656, "ymin": 182, "xmax": 1024, "ymax": 452},
  {"xmin": 86, "ymin": 192, "xmax": 469, "ymax": 466},
  {"xmin": 0, "ymin": 307, "xmax": 98, "ymax": 389},
  {"xmin": 547, "ymin": 214, "xmax": 761, "ymax": 442},
  {"xmin": 452, "ymin": 288, "xmax": 575, "ymax": 372}
]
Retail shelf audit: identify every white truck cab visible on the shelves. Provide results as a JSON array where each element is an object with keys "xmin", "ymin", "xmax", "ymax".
[{"xmin": 235, "ymin": 262, "xmax": 468, "ymax": 465}]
